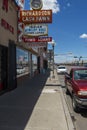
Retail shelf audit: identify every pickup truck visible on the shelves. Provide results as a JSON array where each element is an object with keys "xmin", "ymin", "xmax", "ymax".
[{"xmin": 65, "ymin": 67, "xmax": 87, "ymax": 112}]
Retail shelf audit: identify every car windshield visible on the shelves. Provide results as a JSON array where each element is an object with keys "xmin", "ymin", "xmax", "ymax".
[
  {"xmin": 58, "ymin": 67, "xmax": 66, "ymax": 69},
  {"xmin": 74, "ymin": 70, "xmax": 87, "ymax": 80}
]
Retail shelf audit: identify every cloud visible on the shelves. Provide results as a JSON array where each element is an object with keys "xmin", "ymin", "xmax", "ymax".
[
  {"xmin": 80, "ymin": 33, "xmax": 87, "ymax": 39},
  {"xmin": 63, "ymin": 2, "xmax": 71, "ymax": 10},
  {"xmin": 67, "ymin": 3, "xmax": 71, "ymax": 7},
  {"xmin": 42, "ymin": 0, "xmax": 60, "ymax": 13}
]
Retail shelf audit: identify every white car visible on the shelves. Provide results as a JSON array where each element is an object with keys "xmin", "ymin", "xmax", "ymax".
[
  {"xmin": 17, "ymin": 66, "xmax": 25, "ymax": 75},
  {"xmin": 57, "ymin": 66, "xmax": 67, "ymax": 74}
]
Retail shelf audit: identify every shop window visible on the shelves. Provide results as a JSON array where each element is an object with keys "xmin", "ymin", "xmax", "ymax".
[
  {"xmin": 16, "ymin": 47, "xmax": 29, "ymax": 76},
  {"xmin": 32, "ymin": 55, "xmax": 38, "ymax": 74}
]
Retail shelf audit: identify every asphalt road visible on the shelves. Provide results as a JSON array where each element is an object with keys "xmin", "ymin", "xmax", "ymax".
[{"xmin": 57, "ymin": 66, "xmax": 87, "ymax": 130}]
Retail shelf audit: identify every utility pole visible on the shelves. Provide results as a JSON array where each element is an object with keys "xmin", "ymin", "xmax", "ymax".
[{"xmin": 51, "ymin": 41, "xmax": 55, "ymax": 78}]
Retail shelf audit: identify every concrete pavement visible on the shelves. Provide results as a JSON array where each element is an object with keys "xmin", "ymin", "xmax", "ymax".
[{"xmin": 0, "ymin": 69, "xmax": 74, "ymax": 130}]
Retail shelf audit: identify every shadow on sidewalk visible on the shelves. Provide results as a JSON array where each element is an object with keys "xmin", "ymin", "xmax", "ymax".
[{"xmin": 0, "ymin": 69, "xmax": 50, "ymax": 130}]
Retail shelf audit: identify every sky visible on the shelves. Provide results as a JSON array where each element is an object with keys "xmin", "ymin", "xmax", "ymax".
[{"xmin": 23, "ymin": 0, "xmax": 87, "ymax": 63}]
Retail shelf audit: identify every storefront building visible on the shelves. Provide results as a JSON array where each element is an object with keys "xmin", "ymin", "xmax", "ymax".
[
  {"xmin": 0, "ymin": 0, "xmax": 18, "ymax": 92},
  {"xmin": 0, "ymin": 0, "xmax": 48, "ymax": 93}
]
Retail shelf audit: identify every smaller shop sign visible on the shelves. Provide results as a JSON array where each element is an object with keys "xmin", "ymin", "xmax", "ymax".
[
  {"xmin": 24, "ymin": 24, "xmax": 48, "ymax": 36},
  {"xmin": 19, "ymin": 10, "xmax": 52, "ymax": 24},
  {"xmin": 26, "ymin": 42, "xmax": 47, "ymax": 47},
  {"xmin": 23, "ymin": 37, "xmax": 52, "ymax": 42}
]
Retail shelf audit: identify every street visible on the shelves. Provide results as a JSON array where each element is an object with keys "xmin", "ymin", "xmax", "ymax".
[{"xmin": 57, "ymin": 66, "xmax": 87, "ymax": 130}]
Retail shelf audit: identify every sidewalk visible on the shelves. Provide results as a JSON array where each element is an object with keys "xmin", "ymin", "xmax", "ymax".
[{"xmin": 0, "ymin": 69, "xmax": 74, "ymax": 130}]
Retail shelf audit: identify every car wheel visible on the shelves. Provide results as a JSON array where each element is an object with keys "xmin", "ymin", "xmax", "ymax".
[{"xmin": 72, "ymin": 94, "xmax": 80, "ymax": 113}]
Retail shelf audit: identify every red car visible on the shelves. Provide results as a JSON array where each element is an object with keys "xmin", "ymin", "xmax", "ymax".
[{"xmin": 65, "ymin": 67, "xmax": 87, "ymax": 112}]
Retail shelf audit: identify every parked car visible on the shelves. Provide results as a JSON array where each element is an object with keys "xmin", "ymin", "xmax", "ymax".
[
  {"xmin": 16, "ymin": 66, "xmax": 25, "ymax": 75},
  {"xmin": 57, "ymin": 66, "xmax": 67, "ymax": 74},
  {"xmin": 65, "ymin": 67, "xmax": 87, "ymax": 112}
]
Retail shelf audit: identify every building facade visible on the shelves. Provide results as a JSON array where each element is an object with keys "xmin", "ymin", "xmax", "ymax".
[
  {"xmin": 0, "ymin": 0, "xmax": 48, "ymax": 93},
  {"xmin": 0, "ymin": 0, "xmax": 18, "ymax": 92}
]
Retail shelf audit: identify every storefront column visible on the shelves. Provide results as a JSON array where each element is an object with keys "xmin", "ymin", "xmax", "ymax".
[
  {"xmin": 8, "ymin": 40, "xmax": 17, "ymax": 90},
  {"xmin": 30, "ymin": 53, "xmax": 33, "ymax": 77}
]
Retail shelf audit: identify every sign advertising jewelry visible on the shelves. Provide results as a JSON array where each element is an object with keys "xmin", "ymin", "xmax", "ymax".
[
  {"xmin": 19, "ymin": 10, "xmax": 52, "ymax": 24},
  {"xmin": 24, "ymin": 24, "xmax": 48, "ymax": 36}
]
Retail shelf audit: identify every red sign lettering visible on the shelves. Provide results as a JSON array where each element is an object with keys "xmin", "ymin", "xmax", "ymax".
[
  {"xmin": 1, "ymin": 19, "xmax": 14, "ymax": 34},
  {"xmin": 2, "ymin": 0, "xmax": 8, "ymax": 12}
]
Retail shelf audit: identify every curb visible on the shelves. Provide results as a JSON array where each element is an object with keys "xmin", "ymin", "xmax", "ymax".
[
  {"xmin": 55, "ymin": 70, "xmax": 75, "ymax": 130},
  {"xmin": 60, "ymin": 87, "xmax": 75, "ymax": 130},
  {"xmin": 44, "ymin": 69, "xmax": 75, "ymax": 130}
]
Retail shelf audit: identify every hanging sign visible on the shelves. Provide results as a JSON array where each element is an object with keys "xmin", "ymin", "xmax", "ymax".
[
  {"xmin": 19, "ymin": 10, "xmax": 52, "ymax": 24},
  {"xmin": 23, "ymin": 37, "xmax": 52, "ymax": 42},
  {"xmin": 26, "ymin": 42, "xmax": 47, "ymax": 47},
  {"xmin": 24, "ymin": 24, "xmax": 48, "ymax": 36}
]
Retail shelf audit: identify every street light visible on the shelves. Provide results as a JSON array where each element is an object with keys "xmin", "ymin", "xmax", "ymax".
[
  {"xmin": 74, "ymin": 56, "xmax": 82, "ymax": 66},
  {"xmin": 51, "ymin": 40, "xmax": 55, "ymax": 78}
]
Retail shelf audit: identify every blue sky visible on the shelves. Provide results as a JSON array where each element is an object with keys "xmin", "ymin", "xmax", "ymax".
[{"xmin": 22, "ymin": 0, "xmax": 87, "ymax": 63}]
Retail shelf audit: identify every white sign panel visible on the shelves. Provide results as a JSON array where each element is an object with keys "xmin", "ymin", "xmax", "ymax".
[{"xmin": 24, "ymin": 24, "xmax": 48, "ymax": 36}]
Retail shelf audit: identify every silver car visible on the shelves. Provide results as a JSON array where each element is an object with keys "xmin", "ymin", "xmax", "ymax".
[{"xmin": 57, "ymin": 66, "xmax": 67, "ymax": 74}]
